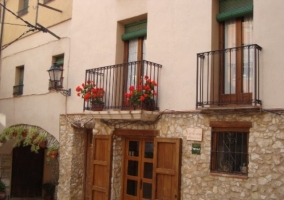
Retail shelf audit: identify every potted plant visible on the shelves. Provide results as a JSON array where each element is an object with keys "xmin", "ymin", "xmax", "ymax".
[
  {"xmin": 34, "ymin": 134, "xmax": 47, "ymax": 148},
  {"xmin": 11, "ymin": 126, "xmax": 25, "ymax": 147},
  {"xmin": 42, "ymin": 182, "xmax": 55, "ymax": 200},
  {"xmin": 0, "ymin": 134, "xmax": 6, "ymax": 146},
  {"xmin": 23, "ymin": 127, "xmax": 41, "ymax": 153},
  {"xmin": 125, "ymin": 75, "xmax": 157, "ymax": 110},
  {"xmin": 47, "ymin": 146, "xmax": 59, "ymax": 160},
  {"xmin": 15, "ymin": 126, "xmax": 28, "ymax": 138},
  {"xmin": 0, "ymin": 179, "xmax": 6, "ymax": 200},
  {"xmin": 23, "ymin": 127, "xmax": 39, "ymax": 147},
  {"xmin": 76, "ymin": 80, "xmax": 105, "ymax": 111}
]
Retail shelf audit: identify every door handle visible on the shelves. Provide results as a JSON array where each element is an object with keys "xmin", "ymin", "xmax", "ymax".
[{"xmin": 140, "ymin": 179, "xmax": 142, "ymax": 190}]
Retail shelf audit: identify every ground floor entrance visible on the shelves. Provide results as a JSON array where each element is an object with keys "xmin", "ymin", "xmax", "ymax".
[
  {"xmin": 11, "ymin": 146, "xmax": 44, "ymax": 198},
  {"xmin": 87, "ymin": 129, "xmax": 182, "ymax": 200}
]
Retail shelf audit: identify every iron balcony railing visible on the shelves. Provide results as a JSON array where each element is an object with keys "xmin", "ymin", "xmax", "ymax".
[
  {"xmin": 196, "ymin": 44, "xmax": 262, "ymax": 108},
  {"xmin": 13, "ymin": 85, "xmax": 24, "ymax": 95},
  {"xmin": 84, "ymin": 60, "xmax": 162, "ymax": 111}
]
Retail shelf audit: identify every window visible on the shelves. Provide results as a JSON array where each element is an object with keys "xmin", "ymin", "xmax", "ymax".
[
  {"xmin": 122, "ymin": 20, "xmax": 147, "ymax": 88},
  {"xmin": 217, "ymin": 0, "xmax": 254, "ymax": 104},
  {"xmin": 219, "ymin": 15, "xmax": 254, "ymax": 103},
  {"xmin": 121, "ymin": 20, "xmax": 147, "ymax": 107},
  {"xmin": 43, "ymin": 0, "xmax": 53, "ymax": 4},
  {"xmin": 48, "ymin": 54, "xmax": 64, "ymax": 90},
  {"xmin": 18, "ymin": 0, "xmax": 29, "ymax": 16},
  {"xmin": 210, "ymin": 121, "xmax": 251, "ymax": 176},
  {"xmin": 13, "ymin": 66, "xmax": 24, "ymax": 95}
]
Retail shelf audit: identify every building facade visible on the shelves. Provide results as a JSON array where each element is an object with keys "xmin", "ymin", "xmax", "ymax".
[{"xmin": 0, "ymin": 0, "xmax": 283, "ymax": 200}]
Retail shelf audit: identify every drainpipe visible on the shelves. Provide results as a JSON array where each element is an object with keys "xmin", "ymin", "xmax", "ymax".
[{"xmin": 0, "ymin": 0, "xmax": 6, "ymax": 82}]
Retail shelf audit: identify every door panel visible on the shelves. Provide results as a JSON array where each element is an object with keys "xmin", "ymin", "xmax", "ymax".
[
  {"xmin": 11, "ymin": 145, "xmax": 44, "ymax": 198},
  {"xmin": 123, "ymin": 138, "xmax": 154, "ymax": 200},
  {"xmin": 90, "ymin": 135, "xmax": 112, "ymax": 200},
  {"xmin": 153, "ymin": 138, "xmax": 181, "ymax": 200}
]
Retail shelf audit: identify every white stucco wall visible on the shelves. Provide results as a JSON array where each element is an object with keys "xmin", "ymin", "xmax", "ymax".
[
  {"xmin": 1, "ymin": 0, "xmax": 284, "ymax": 137},
  {"xmin": 67, "ymin": 0, "xmax": 213, "ymax": 112},
  {"xmin": 254, "ymin": 0, "xmax": 284, "ymax": 108},
  {"xmin": 0, "ymin": 21, "xmax": 72, "ymax": 139}
]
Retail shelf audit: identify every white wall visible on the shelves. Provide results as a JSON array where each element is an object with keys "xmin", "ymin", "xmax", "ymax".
[{"xmin": 254, "ymin": 0, "xmax": 284, "ymax": 108}]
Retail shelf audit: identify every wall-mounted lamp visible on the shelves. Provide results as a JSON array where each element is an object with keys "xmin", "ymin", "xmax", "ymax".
[{"xmin": 47, "ymin": 63, "xmax": 71, "ymax": 96}]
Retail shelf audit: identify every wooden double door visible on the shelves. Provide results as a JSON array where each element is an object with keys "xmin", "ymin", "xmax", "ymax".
[{"xmin": 88, "ymin": 133, "xmax": 181, "ymax": 200}]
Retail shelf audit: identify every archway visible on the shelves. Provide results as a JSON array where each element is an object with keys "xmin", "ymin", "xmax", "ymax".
[{"xmin": 0, "ymin": 124, "xmax": 59, "ymax": 199}]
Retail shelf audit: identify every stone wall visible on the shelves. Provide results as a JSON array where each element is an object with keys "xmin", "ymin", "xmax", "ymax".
[
  {"xmin": 57, "ymin": 116, "xmax": 87, "ymax": 200},
  {"xmin": 58, "ymin": 111, "xmax": 284, "ymax": 200},
  {"xmin": 157, "ymin": 111, "xmax": 284, "ymax": 200}
]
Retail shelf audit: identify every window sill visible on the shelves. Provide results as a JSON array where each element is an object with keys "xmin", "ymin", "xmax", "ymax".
[
  {"xmin": 198, "ymin": 106, "xmax": 261, "ymax": 113},
  {"xmin": 210, "ymin": 172, "xmax": 248, "ymax": 179}
]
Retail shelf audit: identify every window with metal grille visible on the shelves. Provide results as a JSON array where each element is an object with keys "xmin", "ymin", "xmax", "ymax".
[
  {"xmin": 13, "ymin": 66, "xmax": 24, "ymax": 96},
  {"xmin": 210, "ymin": 121, "xmax": 251, "ymax": 176}
]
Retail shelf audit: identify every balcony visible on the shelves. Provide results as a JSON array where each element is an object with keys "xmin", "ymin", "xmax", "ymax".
[
  {"xmin": 196, "ymin": 44, "xmax": 262, "ymax": 110},
  {"xmin": 84, "ymin": 60, "xmax": 162, "ymax": 121},
  {"xmin": 13, "ymin": 85, "xmax": 24, "ymax": 96}
]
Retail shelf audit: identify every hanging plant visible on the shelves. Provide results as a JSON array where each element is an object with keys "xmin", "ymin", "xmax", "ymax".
[
  {"xmin": 46, "ymin": 146, "xmax": 59, "ymax": 162},
  {"xmin": 33, "ymin": 134, "xmax": 47, "ymax": 148}
]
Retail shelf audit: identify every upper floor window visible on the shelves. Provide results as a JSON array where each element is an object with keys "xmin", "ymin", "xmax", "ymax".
[
  {"xmin": 13, "ymin": 66, "xmax": 24, "ymax": 96},
  {"xmin": 43, "ymin": 0, "xmax": 53, "ymax": 4},
  {"xmin": 121, "ymin": 20, "xmax": 147, "ymax": 103},
  {"xmin": 218, "ymin": 0, "xmax": 254, "ymax": 103},
  {"xmin": 18, "ymin": 0, "xmax": 29, "ymax": 16},
  {"xmin": 196, "ymin": 1, "xmax": 261, "ymax": 108},
  {"xmin": 210, "ymin": 121, "xmax": 251, "ymax": 177}
]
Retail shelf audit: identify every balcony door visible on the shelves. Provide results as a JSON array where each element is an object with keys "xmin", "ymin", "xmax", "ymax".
[
  {"xmin": 124, "ymin": 37, "xmax": 146, "ymax": 89},
  {"xmin": 220, "ymin": 15, "xmax": 253, "ymax": 104}
]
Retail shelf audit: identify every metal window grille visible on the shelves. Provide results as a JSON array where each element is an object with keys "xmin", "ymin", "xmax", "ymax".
[
  {"xmin": 13, "ymin": 85, "xmax": 24, "ymax": 95},
  {"xmin": 211, "ymin": 131, "xmax": 248, "ymax": 174}
]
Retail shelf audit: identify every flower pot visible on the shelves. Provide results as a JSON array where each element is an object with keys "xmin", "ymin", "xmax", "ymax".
[
  {"xmin": 44, "ymin": 195, "xmax": 53, "ymax": 200},
  {"xmin": 22, "ymin": 130, "xmax": 28, "ymax": 138},
  {"xmin": 0, "ymin": 192, "xmax": 5, "ymax": 200},
  {"xmin": 39, "ymin": 140, "xmax": 47, "ymax": 148},
  {"xmin": 142, "ymin": 100, "xmax": 156, "ymax": 111},
  {"xmin": 142, "ymin": 103, "xmax": 155, "ymax": 111},
  {"xmin": 91, "ymin": 103, "xmax": 104, "ymax": 111},
  {"xmin": 49, "ymin": 151, "xmax": 58, "ymax": 159}
]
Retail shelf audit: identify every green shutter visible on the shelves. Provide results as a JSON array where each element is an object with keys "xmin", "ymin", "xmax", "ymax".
[
  {"xmin": 121, "ymin": 20, "xmax": 147, "ymax": 41},
  {"xmin": 216, "ymin": 0, "xmax": 253, "ymax": 22},
  {"xmin": 55, "ymin": 55, "xmax": 64, "ymax": 66}
]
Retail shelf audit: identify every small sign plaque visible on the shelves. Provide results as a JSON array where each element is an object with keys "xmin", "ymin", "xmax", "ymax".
[
  {"xmin": 186, "ymin": 128, "xmax": 203, "ymax": 141},
  {"xmin": 192, "ymin": 143, "xmax": 201, "ymax": 155}
]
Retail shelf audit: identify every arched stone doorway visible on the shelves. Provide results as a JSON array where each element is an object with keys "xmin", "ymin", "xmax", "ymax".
[{"xmin": 0, "ymin": 124, "xmax": 59, "ymax": 200}]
